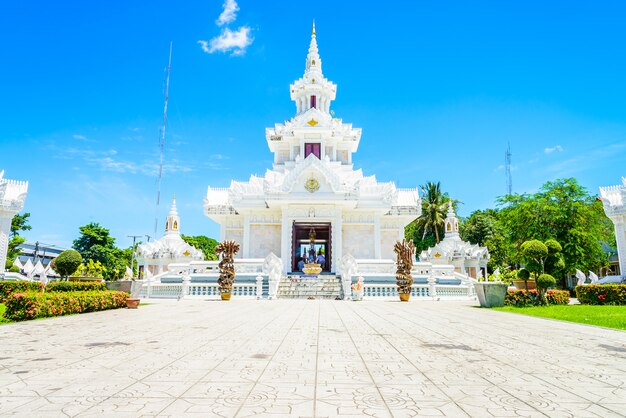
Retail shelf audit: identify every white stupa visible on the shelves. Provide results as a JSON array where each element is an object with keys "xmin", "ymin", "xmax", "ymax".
[
  {"xmin": 136, "ymin": 198, "xmax": 204, "ymax": 276},
  {"xmin": 420, "ymin": 202, "xmax": 489, "ymax": 279}
]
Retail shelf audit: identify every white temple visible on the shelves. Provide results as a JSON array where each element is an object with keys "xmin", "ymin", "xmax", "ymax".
[
  {"xmin": 204, "ymin": 23, "xmax": 421, "ymax": 274},
  {"xmin": 600, "ymin": 178, "xmax": 626, "ymax": 275},
  {"xmin": 419, "ymin": 202, "xmax": 489, "ymax": 279},
  {"xmin": 0, "ymin": 170, "xmax": 29, "ymax": 272},
  {"xmin": 136, "ymin": 198, "xmax": 204, "ymax": 276}
]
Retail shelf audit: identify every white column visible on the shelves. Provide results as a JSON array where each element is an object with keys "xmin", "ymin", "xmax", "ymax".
[
  {"xmin": 243, "ymin": 215, "xmax": 251, "ymax": 258},
  {"xmin": 333, "ymin": 210, "xmax": 342, "ymax": 274},
  {"xmin": 280, "ymin": 211, "xmax": 291, "ymax": 273},
  {"xmin": 374, "ymin": 218, "xmax": 381, "ymax": 259},
  {"xmin": 614, "ymin": 222, "xmax": 626, "ymax": 275},
  {"xmin": 0, "ymin": 215, "xmax": 12, "ymax": 273}
]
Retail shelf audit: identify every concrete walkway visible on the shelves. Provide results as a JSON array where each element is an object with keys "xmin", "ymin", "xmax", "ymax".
[{"xmin": 1, "ymin": 299, "xmax": 625, "ymax": 417}]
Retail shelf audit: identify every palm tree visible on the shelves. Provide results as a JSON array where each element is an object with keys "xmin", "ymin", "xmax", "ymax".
[{"xmin": 416, "ymin": 181, "xmax": 449, "ymax": 243}]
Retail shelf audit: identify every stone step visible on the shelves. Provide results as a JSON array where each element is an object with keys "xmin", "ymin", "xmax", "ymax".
[{"xmin": 277, "ymin": 275, "xmax": 343, "ymax": 300}]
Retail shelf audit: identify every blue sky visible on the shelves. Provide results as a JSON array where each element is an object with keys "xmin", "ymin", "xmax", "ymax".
[{"xmin": 2, "ymin": 0, "xmax": 625, "ymax": 249}]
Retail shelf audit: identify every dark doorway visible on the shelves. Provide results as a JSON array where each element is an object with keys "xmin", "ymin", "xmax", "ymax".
[{"xmin": 291, "ymin": 222, "xmax": 332, "ymax": 273}]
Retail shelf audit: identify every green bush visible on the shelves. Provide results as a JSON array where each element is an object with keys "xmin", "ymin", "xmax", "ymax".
[
  {"xmin": 53, "ymin": 250, "xmax": 83, "ymax": 278},
  {"xmin": 0, "ymin": 281, "xmax": 44, "ymax": 303},
  {"xmin": 537, "ymin": 273, "xmax": 556, "ymax": 290},
  {"xmin": 576, "ymin": 284, "xmax": 626, "ymax": 305},
  {"xmin": 3, "ymin": 290, "xmax": 128, "ymax": 321},
  {"xmin": 45, "ymin": 281, "xmax": 106, "ymax": 292},
  {"xmin": 505, "ymin": 289, "xmax": 570, "ymax": 307},
  {"xmin": 8, "ymin": 266, "xmax": 20, "ymax": 273},
  {"xmin": 517, "ymin": 268, "xmax": 530, "ymax": 281}
]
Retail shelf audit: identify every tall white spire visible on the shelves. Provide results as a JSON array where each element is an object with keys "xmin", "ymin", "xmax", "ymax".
[
  {"xmin": 289, "ymin": 21, "xmax": 336, "ymax": 115},
  {"xmin": 444, "ymin": 201, "xmax": 460, "ymax": 239},
  {"xmin": 165, "ymin": 196, "xmax": 180, "ymax": 235},
  {"xmin": 306, "ymin": 20, "xmax": 322, "ymax": 76}
]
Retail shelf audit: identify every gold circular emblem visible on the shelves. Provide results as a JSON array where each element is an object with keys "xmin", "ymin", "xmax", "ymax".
[{"xmin": 304, "ymin": 177, "xmax": 320, "ymax": 193}]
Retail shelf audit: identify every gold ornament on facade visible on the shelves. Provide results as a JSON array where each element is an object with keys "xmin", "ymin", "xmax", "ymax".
[
  {"xmin": 307, "ymin": 118, "xmax": 318, "ymax": 126},
  {"xmin": 305, "ymin": 177, "xmax": 320, "ymax": 193}
]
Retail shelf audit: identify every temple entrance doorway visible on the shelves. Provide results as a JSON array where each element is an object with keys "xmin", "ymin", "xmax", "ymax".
[{"xmin": 291, "ymin": 222, "xmax": 332, "ymax": 273}]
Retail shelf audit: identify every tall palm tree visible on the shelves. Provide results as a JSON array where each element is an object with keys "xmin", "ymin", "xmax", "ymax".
[{"xmin": 416, "ymin": 181, "xmax": 449, "ymax": 243}]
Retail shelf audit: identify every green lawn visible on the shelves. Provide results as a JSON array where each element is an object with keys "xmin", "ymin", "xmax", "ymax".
[
  {"xmin": 0, "ymin": 303, "xmax": 12, "ymax": 324},
  {"xmin": 493, "ymin": 305, "xmax": 626, "ymax": 331}
]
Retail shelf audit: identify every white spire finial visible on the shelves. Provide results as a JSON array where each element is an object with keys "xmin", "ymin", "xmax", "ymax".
[
  {"xmin": 306, "ymin": 21, "xmax": 321, "ymax": 75},
  {"xmin": 165, "ymin": 196, "xmax": 180, "ymax": 235}
]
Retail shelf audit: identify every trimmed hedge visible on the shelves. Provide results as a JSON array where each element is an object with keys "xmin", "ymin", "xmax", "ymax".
[
  {"xmin": 45, "ymin": 281, "xmax": 106, "ymax": 292},
  {"xmin": 505, "ymin": 289, "xmax": 570, "ymax": 307},
  {"xmin": 576, "ymin": 284, "xmax": 626, "ymax": 305},
  {"xmin": 4, "ymin": 290, "xmax": 128, "ymax": 321},
  {"xmin": 0, "ymin": 281, "xmax": 44, "ymax": 303}
]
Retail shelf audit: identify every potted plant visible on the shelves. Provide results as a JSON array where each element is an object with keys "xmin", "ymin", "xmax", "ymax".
[
  {"xmin": 512, "ymin": 268, "xmax": 535, "ymax": 290},
  {"xmin": 216, "ymin": 240, "xmax": 240, "ymax": 301},
  {"xmin": 394, "ymin": 239, "xmax": 415, "ymax": 302}
]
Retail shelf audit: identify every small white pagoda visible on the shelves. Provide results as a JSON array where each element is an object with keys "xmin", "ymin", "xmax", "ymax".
[
  {"xmin": 600, "ymin": 178, "xmax": 626, "ymax": 275},
  {"xmin": 204, "ymin": 23, "xmax": 421, "ymax": 274},
  {"xmin": 136, "ymin": 198, "xmax": 204, "ymax": 276},
  {"xmin": 0, "ymin": 170, "xmax": 28, "ymax": 272},
  {"xmin": 419, "ymin": 202, "xmax": 489, "ymax": 278}
]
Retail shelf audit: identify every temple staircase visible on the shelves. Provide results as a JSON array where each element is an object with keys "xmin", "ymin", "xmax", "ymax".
[{"xmin": 277, "ymin": 275, "xmax": 343, "ymax": 299}]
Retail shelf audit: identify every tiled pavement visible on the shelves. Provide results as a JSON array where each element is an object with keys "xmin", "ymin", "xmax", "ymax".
[{"xmin": 1, "ymin": 299, "xmax": 625, "ymax": 417}]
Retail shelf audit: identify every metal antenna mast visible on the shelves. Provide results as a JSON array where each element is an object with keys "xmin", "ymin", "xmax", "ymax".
[
  {"xmin": 505, "ymin": 142, "xmax": 512, "ymax": 195},
  {"xmin": 154, "ymin": 42, "xmax": 172, "ymax": 237}
]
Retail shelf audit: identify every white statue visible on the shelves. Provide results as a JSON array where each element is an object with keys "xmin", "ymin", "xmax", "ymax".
[
  {"xmin": 340, "ymin": 254, "xmax": 358, "ymax": 300},
  {"xmin": 263, "ymin": 252, "xmax": 282, "ymax": 299},
  {"xmin": 588, "ymin": 271, "xmax": 599, "ymax": 284},
  {"xmin": 575, "ymin": 269, "xmax": 587, "ymax": 286}
]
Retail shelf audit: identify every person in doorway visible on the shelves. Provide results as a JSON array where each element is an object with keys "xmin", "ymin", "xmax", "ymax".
[
  {"xmin": 316, "ymin": 251, "xmax": 325, "ymax": 267},
  {"xmin": 297, "ymin": 256, "xmax": 305, "ymax": 272}
]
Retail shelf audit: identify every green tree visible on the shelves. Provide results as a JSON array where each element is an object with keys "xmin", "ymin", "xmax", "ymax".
[
  {"xmin": 497, "ymin": 178, "xmax": 613, "ymax": 274},
  {"xmin": 181, "ymin": 235, "xmax": 218, "ymax": 261},
  {"xmin": 5, "ymin": 212, "xmax": 31, "ymax": 269},
  {"xmin": 53, "ymin": 250, "xmax": 83, "ymax": 279},
  {"xmin": 72, "ymin": 223, "xmax": 131, "ymax": 281},
  {"xmin": 72, "ymin": 223, "xmax": 115, "ymax": 264},
  {"xmin": 416, "ymin": 181, "xmax": 449, "ymax": 243},
  {"xmin": 520, "ymin": 239, "xmax": 549, "ymax": 275},
  {"xmin": 459, "ymin": 209, "xmax": 499, "ymax": 247}
]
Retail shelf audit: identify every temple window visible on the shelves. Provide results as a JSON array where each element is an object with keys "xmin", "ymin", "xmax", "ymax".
[
  {"xmin": 304, "ymin": 143, "xmax": 321, "ymax": 159},
  {"xmin": 310, "ymin": 95, "xmax": 316, "ymax": 109}
]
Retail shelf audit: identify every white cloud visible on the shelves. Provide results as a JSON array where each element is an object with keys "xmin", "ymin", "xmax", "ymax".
[
  {"xmin": 72, "ymin": 134, "xmax": 87, "ymax": 140},
  {"xmin": 544, "ymin": 145, "xmax": 564, "ymax": 154},
  {"xmin": 216, "ymin": 0, "xmax": 239, "ymax": 26},
  {"xmin": 198, "ymin": 26, "xmax": 253, "ymax": 56}
]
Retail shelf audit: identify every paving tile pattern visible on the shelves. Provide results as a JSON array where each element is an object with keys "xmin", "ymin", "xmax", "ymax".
[{"xmin": 1, "ymin": 299, "xmax": 625, "ymax": 417}]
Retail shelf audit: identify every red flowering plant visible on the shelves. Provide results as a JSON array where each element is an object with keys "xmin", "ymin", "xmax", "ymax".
[
  {"xmin": 505, "ymin": 289, "xmax": 570, "ymax": 307},
  {"xmin": 576, "ymin": 284, "xmax": 626, "ymax": 305}
]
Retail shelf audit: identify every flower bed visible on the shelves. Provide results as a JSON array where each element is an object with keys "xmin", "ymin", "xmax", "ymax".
[
  {"xmin": 0, "ymin": 281, "xmax": 44, "ymax": 303},
  {"xmin": 45, "ymin": 281, "xmax": 106, "ymax": 292},
  {"xmin": 576, "ymin": 284, "xmax": 626, "ymax": 305},
  {"xmin": 505, "ymin": 289, "xmax": 570, "ymax": 307},
  {"xmin": 4, "ymin": 290, "xmax": 128, "ymax": 321}
]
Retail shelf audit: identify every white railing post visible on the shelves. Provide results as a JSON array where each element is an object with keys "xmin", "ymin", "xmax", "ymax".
[
  {"xmin": 428, "ymin": 275, "xmax": 437, "ymax": 300},
  {"xmin": 181, "ymin": 273, "xmax": 190, "ymax": 299},
  {"xmin": 256, "ymin": 275, "xmax": 263, "ymax": 300}
]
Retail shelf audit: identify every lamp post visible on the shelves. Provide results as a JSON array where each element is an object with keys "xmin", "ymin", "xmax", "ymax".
[{"xmin": 128, "ymin": 235, "xmax": 142, "ymax": 279}]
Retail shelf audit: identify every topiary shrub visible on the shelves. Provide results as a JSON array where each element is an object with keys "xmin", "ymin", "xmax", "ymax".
[
  {"xmin": 0, "ymin": 281, "xmax": 44, "ymax": 303},
  {"xmin": 46, "ymin": 281, "xmax": 106, "ymax": 292},
  {"xmin": 3, "ymin": 290, "xmax": 128, "ymax": 321},
  {"xmin": 8, "ymin": 266, "xmax": 20, "ymax": 273},
  {"xmin": 53, "ymin": 250, "xmax": 83, "ymax": 279},
  {"xmin": 536, "ymin": 273, "xmax": 556, "ymax": 305},
  {"xmin": 505, "ymin": 289, "xmax": 570, "ymax": 306},
  {"xmin": 576, "ymin": 284, "xmax": 626, "ymax": 305}
]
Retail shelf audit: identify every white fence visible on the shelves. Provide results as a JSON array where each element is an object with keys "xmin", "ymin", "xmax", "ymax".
[
  {"xmin": 362, "ymin": 282, "xmax": 474, "ymax": 300},
  {"xmin": 140, "ymin": 281, "xmax": 262, "ymax": 300}
]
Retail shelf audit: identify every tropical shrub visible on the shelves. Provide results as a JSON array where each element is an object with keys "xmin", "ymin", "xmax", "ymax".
[
  {"xmin": 0, "ymin": 281, "xmax": 44, "ymax": 303},
  {"xmin": 3, "ymin": 290, "xmax": 128, "ymax": 321},
  {"xmin": 8, "ymin": 266, "xmax": 20, "ymax": 273},
  {"xmin": 576, "ymin": 284, "xmax": 626, "ymax": 305},
  {"xmin": 505, "ymin": 289, "xmax": 570, "ymax": 307},
  {"xmin": 45, "ymin": 281, "xmax": 106, "ymax": 292},
  {"xmin": 54, "ymin": 250, "xmax": 83, "ymax": 278}
]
